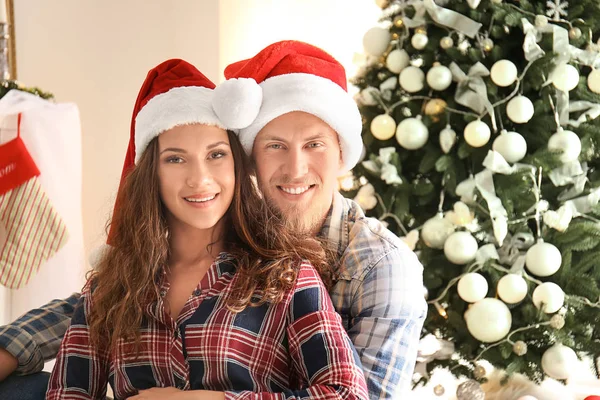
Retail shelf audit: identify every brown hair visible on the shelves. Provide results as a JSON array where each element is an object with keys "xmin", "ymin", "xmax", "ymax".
[{"xmin": 87, "ymin": 130, "xmax": 334, "ymax": 354}]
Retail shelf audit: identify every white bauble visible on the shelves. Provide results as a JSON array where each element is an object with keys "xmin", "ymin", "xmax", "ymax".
[
  {"xmin": 516, "ymin": 397, "xmax": 539, "ymax": 400},
  {"xmin": 370, "ymin": 114, "xmax": 397, "ymax": 140},
  {"xmin": 490, "ymin": 60, "xmax": 518, "ymax": 87},
  {"xmin": 363, "ymin": 27, "xmax": 392, "ymax": 57},
  {"xmin": 464, "ymin": 120, "xmax": 491, "ymax": 147},
  {"xmin": 548, "ymin": 128, "xmax": 581, "ymax": 163},
  {"xmin": 439, "ymin": 126, "xmax": 457, "ymax": 154},
  {"xmin": 386, "ymin": 49, "xmax": 410, "ymax": 74},
  {"xmin": 552, "ymin": 64, "xmax": 580, "ymax": 92},
  {"xmin": 444, "ymin": 231, "xmax": 478, "ymax": 264},
  {"xmin": 525, "ymin": 240, "xmax": 562, "ymax": 277},
  {"xmin": 588, "ymin": 68, "xmax": 600, "ymax": 94},
  {"xmin": 541, "ymin": 344, "xmax": 578, "ymax": 380},
  {"xmin": 464, "ymin": 298, "xmax": 512, "ymax": 342},
  {"xmin": 374, "ymin": 0, "xmax": 388, "ymax": 7},
  {"xmin": 533, "ymin": 282, "xmax": 565, "ymax": 313},
  {"xmin": 421, "ymin": 215, "xmax": 455, "ymax": 249},
  {"xmin": 458, "ymin": 273, "xmax": 489, "ymax": 303},
  {"xmin": 396, "ymin": 116, "xmax": 429, "ymax": 150},
  {"xmin": 411, "ymin": 33, "xmax": 429, "ymax": 50},
  {"xmin": 426, "ymin": 64, "xmax": 453, "ymax": 91},
  {"xmin": 506, "ymin": 95, "xmax": 534, "ymax": 123},
  {"xmin": 492, "ymin": 130, "xmax": 527, "ymax": 163},
  {"xmin": 497, "ymin": 274, "xmax": 528, "ymax": 304},
  {"xmin": 399, "ymin": 66, "xmax": 425, "ymax": 93}
]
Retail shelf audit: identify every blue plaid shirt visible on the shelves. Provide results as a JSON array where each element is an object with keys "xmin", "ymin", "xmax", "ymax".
[
  {"xmin": 322, "ymin": 193, "xmax": 426, "ymax": 399},
  {"xmin": 0, "ymin": 193, "xmax": 426, "ymax": 399}
]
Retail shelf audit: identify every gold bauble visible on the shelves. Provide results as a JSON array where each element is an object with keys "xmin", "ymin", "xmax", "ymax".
[
  {"xmin": 391, "ymin": 32, "xmax": 400, "ymax": 40},
  {"xmin": 393, "ymin": 16, "xmax": 404, "ymax": 28},
  {"xmin": 415, "ymin": 26, "xmax": 427, "ymax": 35},
  {"xmin": 482, "ymin": 38, "xmax": 494, "ymax": 52},
  {"xmin": 425, "ymin": 99, "xmax": 447, "ymax": 116},
  {"xmin": 433, "ymin": 384, "xmax": 445, "ymax": 396},
  {"xmin": 569, "ymin": 27, "xmax": 582, "ymax": 40},
  {"xmin": 513, "ymin": 340, "xmax": 528, "ymax": 356},
  {"xmin": 473, "ymin": 365, "xmax": 487, "ymax": 379}
]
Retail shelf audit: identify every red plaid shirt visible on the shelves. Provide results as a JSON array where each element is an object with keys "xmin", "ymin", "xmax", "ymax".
[{"xmin": 46, "ymin": 253, "xmax": 368, "ymax": 400}]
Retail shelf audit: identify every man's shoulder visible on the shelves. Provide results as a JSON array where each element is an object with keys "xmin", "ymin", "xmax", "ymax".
[{"xmin": 339, "ymin": 197, "xmax": 420, "ymax": 280}]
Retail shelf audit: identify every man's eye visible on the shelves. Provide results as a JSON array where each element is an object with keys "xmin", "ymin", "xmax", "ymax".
[
  {"xmin": 210, "ymin": 151, "xmax": 226, "ymax": 159},
  {"xmin": 307, "ymin": 142, "xmax": 323, "ymax": 148}
]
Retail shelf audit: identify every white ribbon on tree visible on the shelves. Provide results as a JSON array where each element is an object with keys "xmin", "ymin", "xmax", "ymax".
[
  {"xmin": 450, "ymin": 62, "xmax": 497, "ymax": 130},
  {"xmin": 522, "ymin": 18, "xmax": 600, "ymax": 125},
  {"xmin": 562, "ymin": 186, "xmax": 600, "ymax": 217},
  {"xmin": 494, "ymin": 232, "xmax": 535, "ymax": 273},
  {"xmin": 404, "ymin": 0, "xmax": 482, "ymax": 38},
  {"xmin": 473, "ymin": 151, "xmax": 539, "ymax": 246},
  {"xmin": 548, "ymin": 161, "xmax": 588, "ymax": 201},
  {"xmin": 569, "ymin": 100, "xmax": 600, "ymax": 127}
]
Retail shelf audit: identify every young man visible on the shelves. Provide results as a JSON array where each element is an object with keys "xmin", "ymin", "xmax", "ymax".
[
  {"xmin": 213, "ymin": 40, "xmax": 426, "ymax": 399},
  {"xmin": 0, "ymin": 41, "xmax": 426, "ymax": 399}
]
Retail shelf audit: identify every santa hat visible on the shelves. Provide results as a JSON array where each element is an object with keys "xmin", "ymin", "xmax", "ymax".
[
  {"xmin": 212, "ymin": 40, "xmax": 363, "ymax": 171},
  {"xmin": 103, "ymin": 59, "xmax": 223, "ymax": 248}
]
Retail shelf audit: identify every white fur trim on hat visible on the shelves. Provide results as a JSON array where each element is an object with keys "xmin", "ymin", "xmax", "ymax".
[
  {"xmin": 212, "ymin": 78, "xmax": 262, "ymax": 130},
  {"xmin": 134, "ymin": 86, "xmax": 225, "ymax": 163},
  {"xmin": 238, "ymin": 73, "xmax": 363, "ymax": 171}
]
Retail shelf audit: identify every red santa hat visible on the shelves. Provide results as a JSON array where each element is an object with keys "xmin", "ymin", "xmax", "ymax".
[
  {"xmin": 212, "ymin": 40, "xmax": 363, "ymax": 171},
  {"xmin": 101, "ymin": 59, "xmax": 223, "ymax": 250}
]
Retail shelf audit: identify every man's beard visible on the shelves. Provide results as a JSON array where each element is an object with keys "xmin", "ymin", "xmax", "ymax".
[{"xmin": 263, "ymin": 192, "xmax": 324, "ymax": 235}]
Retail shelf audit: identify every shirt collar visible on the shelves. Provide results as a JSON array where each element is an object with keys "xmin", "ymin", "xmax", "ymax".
[{"xmin": 318, "ymin": 192, "xmax": 351, "ymax": 257}]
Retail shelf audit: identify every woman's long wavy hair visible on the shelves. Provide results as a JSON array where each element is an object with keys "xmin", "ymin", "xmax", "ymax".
[{"xmin": 87, "ymin": 130, "xmax": 335, "ymax": 354}]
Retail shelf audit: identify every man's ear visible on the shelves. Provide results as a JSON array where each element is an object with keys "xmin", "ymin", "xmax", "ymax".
[{"xmin": 338, "ymin": 154, "xmax": 347, "ymax": 175}]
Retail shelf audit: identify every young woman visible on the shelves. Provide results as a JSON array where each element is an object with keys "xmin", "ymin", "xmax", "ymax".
[{"xmin": 45, "ymin": 59, "xmax": 367, "ymax": 400}]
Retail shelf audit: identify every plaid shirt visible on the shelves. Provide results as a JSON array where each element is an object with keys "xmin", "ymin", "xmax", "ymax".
[
  {"xmin": 1, "ymin": 193, "xmax": 425, "ymax": 399},
  {"xmin": 322, "ymin": 193, "xmax": 426, "ymax": 399},
  {"xmin": 46, "ymin": 254, "xmax": 368, "ymax": 400}
]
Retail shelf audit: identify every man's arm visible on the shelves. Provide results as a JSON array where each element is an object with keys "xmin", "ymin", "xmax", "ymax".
[
  {"xmin": 0, "ymin": 348, "xmax": 18, "ymax": 381},
  {"xmin": 347, "ymin": 248, "xmax": 426, "ymax": 399},
  {"xmin": 0, "ymin": 292, "xmax": 80, "ymax": 379}
]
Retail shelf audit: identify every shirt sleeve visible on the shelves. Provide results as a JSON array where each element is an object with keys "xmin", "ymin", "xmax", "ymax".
[
  {"xmin": 224, "ymin": 263, "xmax": 369, "ymax": 400},
  {"xmin": 45, "ymin": 294, "xmax": 109, "ymax": 400},
  {"xmin": 0, "ymin": 293, "xmax": 80, "ymax": 375},
  {"xmin": 348, "ymin": 247, "xmax": 427, "ymax": 399}
]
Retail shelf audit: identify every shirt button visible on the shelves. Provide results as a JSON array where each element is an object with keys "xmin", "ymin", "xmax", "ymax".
[
  {"xmin": 173, "ymin": 329, "xmax": 179, "ymax": 339},
  {"xmin": 193, "ymin": 289, "xmax": 201, "ymax": 296}
]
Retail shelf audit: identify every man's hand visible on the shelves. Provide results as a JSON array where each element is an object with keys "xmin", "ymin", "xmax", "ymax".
[
  {"xmin": 0, "ymin": 347, "xmax": 18, "ymax": 382},
  {"xmin": 127, "ymin": 387, "xmax": 225, "ymax": 400}
]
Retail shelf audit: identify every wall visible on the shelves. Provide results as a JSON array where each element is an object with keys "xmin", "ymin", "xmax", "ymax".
[
  {"xmin": 13, "ymin": 0, "xmax": 221, "ymax": 278},
  {"xmin": 218, "ymin": 0, "xmax": 380, "ymax": 86},
  {"xmin": 2, "ymin": 0, "xmax": 380, "ymax": 317}
]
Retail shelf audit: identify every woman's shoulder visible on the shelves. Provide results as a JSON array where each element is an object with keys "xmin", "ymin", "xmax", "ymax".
[
  {"xmin": 295, "ymin": 260, "xmax": 325, "ymax": 285},
  {"xmin": 285, "ymin": 261, "xmax": 335, "ymax": 321}
]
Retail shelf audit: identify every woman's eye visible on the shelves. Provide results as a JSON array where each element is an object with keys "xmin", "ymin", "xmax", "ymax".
[
  {"xmin": 268, "ymin": 144, "xmax": 283, "ymax": 149},
  {"xmin": 166, "ymin": 156, "xmax": 184, "ymax": 163}
]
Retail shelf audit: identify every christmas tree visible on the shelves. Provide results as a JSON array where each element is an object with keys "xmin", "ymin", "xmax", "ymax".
[{"xmin": 346, "ymin": 0, "xmax": 600, "ymax": 392}]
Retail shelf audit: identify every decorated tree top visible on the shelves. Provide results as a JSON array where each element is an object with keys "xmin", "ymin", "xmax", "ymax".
[{"xmin": 346, "ymin": 0, "xmax": 600, "ymax": 392}]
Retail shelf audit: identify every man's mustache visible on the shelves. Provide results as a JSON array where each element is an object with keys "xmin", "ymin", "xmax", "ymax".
[{"xmin": 271, "ymin": 175, "xmax": 321, "ymax": 186}]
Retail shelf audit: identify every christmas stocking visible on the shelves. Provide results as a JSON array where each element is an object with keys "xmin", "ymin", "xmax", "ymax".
[{"xmin": 0, "ymin": 114, "xmax": 69, "ymax": 289}]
